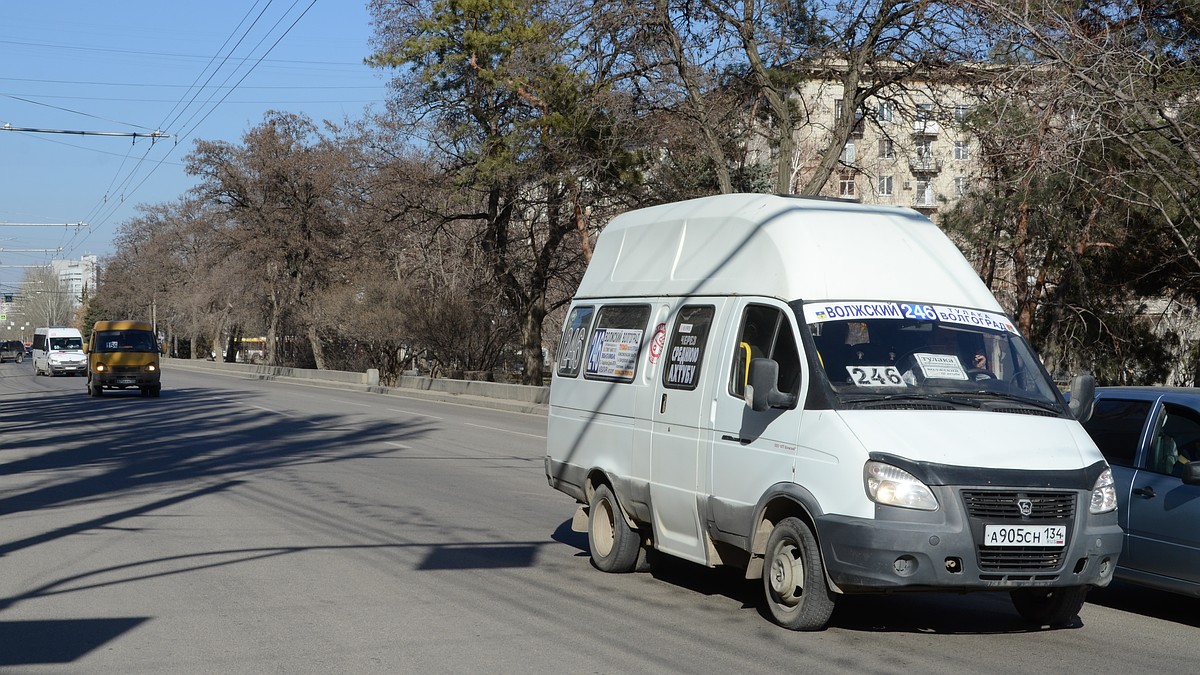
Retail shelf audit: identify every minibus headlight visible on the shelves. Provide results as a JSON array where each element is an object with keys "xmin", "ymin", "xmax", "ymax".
[
  {"xmin": 1090, "ymin": 467, "xmax": 1117, "ymax": 514},
  {"xmin": 94, "ymin": 362, "xmax": 107, "ymax": 373},
  {"xmin": 146, "ymin": 363, "xmax": 157, "ymax": 373},
  {"xmin": 864, "ymin": 461, "xmax": 938, "ymax": 511}
]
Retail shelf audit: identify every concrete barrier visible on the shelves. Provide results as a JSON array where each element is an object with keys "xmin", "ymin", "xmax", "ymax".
[{"xmin": 164, "ymin": 357, "xmax": 550, "ymax": 414}]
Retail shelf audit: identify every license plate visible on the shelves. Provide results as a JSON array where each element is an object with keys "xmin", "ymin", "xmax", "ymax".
[
  {"xmin": 115, "ymin": 378, "xmax": 136, "ymax": 385},
  {"xmin": 983, "ymin": 524, "xmax": 1066, "ymax": 547}
]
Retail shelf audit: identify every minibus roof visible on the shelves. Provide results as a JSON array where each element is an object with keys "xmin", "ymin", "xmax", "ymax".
[{"xmin": 575, "ymin": 193, "xmax": 1002, "ymax": 312}]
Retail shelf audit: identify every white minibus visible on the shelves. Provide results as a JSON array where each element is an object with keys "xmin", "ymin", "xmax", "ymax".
[
  {"xmin": 545, "ymin": 193, "xmax": 1120, "ymax": 630},
  {"xmin": 32, "ymin": 326, "xmax": 87, "ymax": 376}
]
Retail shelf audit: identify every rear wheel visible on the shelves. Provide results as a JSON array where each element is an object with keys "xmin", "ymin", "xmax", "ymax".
[
  {"xmin": 763, "ymin": 517, "xmax": 836, "ymax": 631},
  {"xmin": 1010, "ymin": 586, "xmax": 1089, "ymax": 627},
  {"xmin": 587, "ymin": 484, "xmax": 640, "ymax": 573}
]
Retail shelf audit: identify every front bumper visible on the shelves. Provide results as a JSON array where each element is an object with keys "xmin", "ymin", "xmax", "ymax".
[
  {"xmin": 93, "ymin": 370, "xmax": 160, "ymax": 387},
  {"xmin": 818, "ymin": 485, "xmax": 1122, "ymax": 593}
]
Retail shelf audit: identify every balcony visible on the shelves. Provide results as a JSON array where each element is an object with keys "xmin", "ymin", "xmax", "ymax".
[
  {"xmin": 912, "ymin": 119, "xmax": 940, "ymax": 135},
  {"xmin": 908, "ymin": 155, "xmax": 943, "ymax": 174}
]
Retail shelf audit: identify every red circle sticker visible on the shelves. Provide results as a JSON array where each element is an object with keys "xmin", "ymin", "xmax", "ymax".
[{"xmin": 648, "ymin": 322, "xmax": 667, "ymax": 364}]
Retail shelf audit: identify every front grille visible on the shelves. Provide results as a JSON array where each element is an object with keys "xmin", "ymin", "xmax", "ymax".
[
  {"xmin": 112, "ymin": 366, "xmax": 143, "ymax": 374},
  {"xmin": 962, "ymin": 491, "xmax": 1075, "ymax": 519},
  {"xmin": 962, "ymin": 489, "xmax": 1077, "ymax": 573},
  {"xmin": 977, "ymin": 548, "xmax": 1066, "ymax": 570}
]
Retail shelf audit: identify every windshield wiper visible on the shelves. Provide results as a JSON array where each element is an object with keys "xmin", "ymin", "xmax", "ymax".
[
  {"xmin": 965, "ymin": 390, "xmax": 1064, "ymax": 414},
  {"xmin": 842, "ymin": 393, "xmax": 982, "ymax": 408}
]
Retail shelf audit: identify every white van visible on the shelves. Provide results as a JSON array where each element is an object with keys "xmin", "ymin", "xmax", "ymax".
[
  {"xmin": 32, "ymin": 326, "xmax": 87, "ymax": 376},
  {"xmin": 545, "ymin": 194, "xmax": 1121, "ymax": 630}
]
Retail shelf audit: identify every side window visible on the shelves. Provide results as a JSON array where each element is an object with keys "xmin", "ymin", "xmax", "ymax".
[
  {"xmin": 1146, "ymin": 403, "xmax": 1200, "ymax": 476},
  {"xmin": 584, "ymin": 304, "xmax": 651, "ymax": 383},
  {"xmin": 555, "ymin": 306, "xmax": 594, "ymax": 378},
  {"xmin": 728, "ymin": 304, "xmax": 802, "ymax": 399},
  {"xmin": 662, "ymin": 305, "xmax": 715, "ymax": 391},
  {"xmin": 1082, "ymin": 398, "xmax": 1152, "ymax": 467}
]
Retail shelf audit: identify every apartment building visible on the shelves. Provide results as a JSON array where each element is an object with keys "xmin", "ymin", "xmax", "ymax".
[
  {"xmin": 749, "ymin": 72, "xmax": 984, "ymax": 213},
  {"xmin": 51, "ymin": 254, "xmax": 98, "ymax": 307}
]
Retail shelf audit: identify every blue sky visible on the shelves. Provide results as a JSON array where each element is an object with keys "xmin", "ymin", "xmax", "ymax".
[{"xmin": 0, "ymin": 1, "xmax": 389, "ymax": 292}]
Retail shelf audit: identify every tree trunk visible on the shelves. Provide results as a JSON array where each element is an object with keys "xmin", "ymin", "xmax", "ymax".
[
  {"xmin": 308, "ymin": 324, "xmax": 327, "ymax": 370},
  {"xmin": 521, "ymin": 297, "xmax": 546, "ymax": 386}
]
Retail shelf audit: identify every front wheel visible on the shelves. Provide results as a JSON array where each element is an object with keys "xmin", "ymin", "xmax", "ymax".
[
  {"xmin": 587, "ymin": 484, "xmax": 640, "ymax": 573},
  {"xmin": 763, "ymin": 517, "xmax": 836, "ymax": 631},
  {"xmin": 1010, "ymin": 586, "xmax": 1089, "ymax": 627}
]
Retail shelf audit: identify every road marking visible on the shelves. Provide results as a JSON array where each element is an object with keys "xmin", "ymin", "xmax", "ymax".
[
  {"xmin": 463, "ymin": 422, "xmax": 546, "ymax": 439},
  {"xmin": 330, "ymin": 398, "xmax": 372, "ymax": 407},
  {"xmin": 385, "ymin": 441, "xmax": 410, "ymax": 449},
  {"xmin": 387, "ymin": 408, "xmax": 443, "ymax": 420}
]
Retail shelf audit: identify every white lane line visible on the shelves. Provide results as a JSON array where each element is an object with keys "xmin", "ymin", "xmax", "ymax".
[
  {"xmin": 463, "ymin": 422, "xmax": 546, "ymax": 439},
  {"xmin": 386, "ymin": 408, "xmax": 443, "ymax": 420},
  {"xmin": 330, "ymin": 398, "xmax": 372, "ymax": 407},
  {"xmin": 202, "ymin": 393, "xmax": 297, "ymax": 418},
  {"xmin": 385, "ymin": 441, "xmax": 410, "ymax": 449}
]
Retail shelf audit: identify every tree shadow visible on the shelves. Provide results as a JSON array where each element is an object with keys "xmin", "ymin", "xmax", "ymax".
[{"xmin": 0, "ymin": 386, "xmax": 437, "ymax": 556}]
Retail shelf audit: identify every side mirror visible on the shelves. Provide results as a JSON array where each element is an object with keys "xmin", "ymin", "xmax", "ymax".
[
  {"xmin": 745, "ymin": 358, "xmax": 796, "ymax": 412},
  {"xmin": 1068, "ymin": 371, "xmax": 1095, "ymax": 423},
  {"xmin": 1180, "ymin": 461, "xmax": 1200, "ymax": 486}
]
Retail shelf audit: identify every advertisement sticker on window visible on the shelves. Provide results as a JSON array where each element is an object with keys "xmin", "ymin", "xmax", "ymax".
[{"xmin": 586, "ymin": 328, "xmax": 644, "ymax": 380}]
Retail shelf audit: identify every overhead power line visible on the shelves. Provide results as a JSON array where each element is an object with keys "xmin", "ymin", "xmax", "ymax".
[{"xmin": 0, "ymin": 123, "xmax": 170, "ymax": 139}]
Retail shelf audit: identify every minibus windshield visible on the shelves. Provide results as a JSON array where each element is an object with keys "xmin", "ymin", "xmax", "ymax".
[
  {"xmin": 801, "ymin": 301, "xmax": 1062, "ymax": 410},
  {"xmin": 93, "ymin": 330, "xmax": 158, "ymax": 353},
  {"xmin": 49, "ymin": 337, "xmax": 83, "ymax": 351}
]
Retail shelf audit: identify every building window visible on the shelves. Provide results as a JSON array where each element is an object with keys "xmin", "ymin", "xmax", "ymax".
[
  {"xmin": 841, "ymin": 141, "xmax": 856, "ymax": 164},
  {"xmin": 916, "ymin": 138, "xmax": 933, "ymax": 158},
  {"xmin": 878, "ymin": 100, "xmax": 894, "ymax": 123},
  {"xmin": 834, "ymin": 98, "xmax": 844, "ymax": 121},
  {"xmin": 916, "ymin": 102, "xmax": 934, "ymax": 122},
  {"xmin": 878, "ymin": 175, "xmax": 894, "ymax": 196},
  {"xmin": 839, "ymin": 171, "xmax": 856, "ymax": 197},
  {"xmin": 955, "ymin": 177, "xmax": 970, "ymax": 196},
  {"xmin": 879, "ymin": 138, "xmax": 895, "ymax": 159},
  {"xmin": 954, "ymin": 141, "xmax": 970, "ymax": 160},
  {"xmin": 954, "ymin": 104, "xmax": 971, "ymax": 123},
  {"xmin": 915, "ymin": 178, "xmax": 933, "ymax": 206}
]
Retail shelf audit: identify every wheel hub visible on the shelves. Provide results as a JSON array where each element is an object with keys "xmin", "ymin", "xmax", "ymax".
[{"xmin": 769, "ymin": 543, "xmax": 804, "ymax": 605}]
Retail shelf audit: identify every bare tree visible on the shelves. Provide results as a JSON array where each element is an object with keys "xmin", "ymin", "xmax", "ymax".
[{"xmin": 20, "ymin": 267, "xmax": 75, "ymax": 328}]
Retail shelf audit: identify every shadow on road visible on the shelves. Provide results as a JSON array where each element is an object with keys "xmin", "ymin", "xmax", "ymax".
[
  {"xmin": 0, "ymin": 617, "xmax": 150, "ymax": 666},
  {"xmin": 0, "ymin": 386, "xmax": 436, "ymax": 550}
]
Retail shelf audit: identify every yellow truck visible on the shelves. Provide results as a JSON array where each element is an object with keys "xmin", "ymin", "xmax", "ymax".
[{"xmin": 86, "ymin": 320, "xmax": 161, "ymax": 397}]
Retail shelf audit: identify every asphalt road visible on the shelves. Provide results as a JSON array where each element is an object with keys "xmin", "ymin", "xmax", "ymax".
[{"xmin": 1, "ymin": 360, "xmax": 1198, "ymax": 673}]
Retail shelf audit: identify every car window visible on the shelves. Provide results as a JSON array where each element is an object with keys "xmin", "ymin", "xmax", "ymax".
[
  {"xmin": 1146, "ymin": 402, "xmax": 1200, "ymax": 476},
  {"xmin": 728, "ymin": 304, "xmax": 801, "ymax": 399},
  {"xmin": 1083, "ymin": 398, "xmax": 1153, "ymax": 467}
]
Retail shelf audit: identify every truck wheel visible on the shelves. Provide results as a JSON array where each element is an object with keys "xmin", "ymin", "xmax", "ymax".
[
  {"xmin": 1010, "ymin": 586, "xmax": 1088, "ymax": 627},
  {"xmin": 763, "ymin": 517, "xmax": 836, "ymax": 631},
  {"xmin": 588, "ymin": 484, "xmax": 640, "ymax": 573}
]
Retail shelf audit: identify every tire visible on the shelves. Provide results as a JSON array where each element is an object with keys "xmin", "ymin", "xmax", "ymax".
[
  {"xmin": 1010, "ymin": 586, "xmax": 1089, "ymax": 627},
  {"xmin": 763, "ymin": 517, "xmax": 836, "ymax": 631},
  {"xmin": 587, "ymin": 484, "xmax": 640, "ymax": 573},
  {"xmin": 151, "ymin": 385, "xmax": 161, "ymax": 397}
]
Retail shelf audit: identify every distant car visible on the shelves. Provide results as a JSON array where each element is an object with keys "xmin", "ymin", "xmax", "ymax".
[
  {"xmin": 1081, "ymin": 387, "xmax": 1200, "ymax": 597},
  {"xmin": 0, "ymin": 340, "xmax": 25, "ymax": 363}
]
